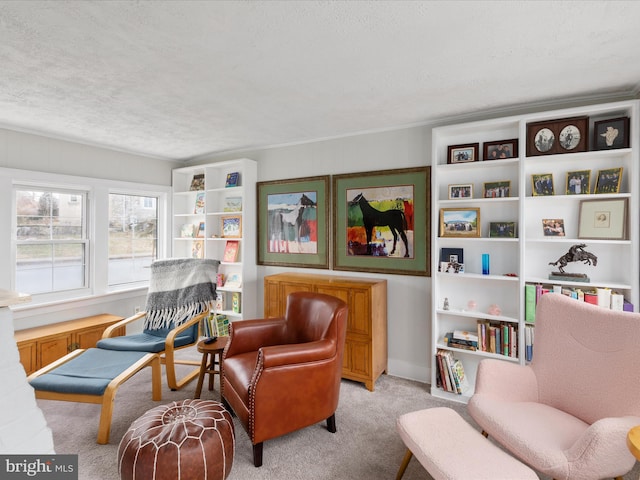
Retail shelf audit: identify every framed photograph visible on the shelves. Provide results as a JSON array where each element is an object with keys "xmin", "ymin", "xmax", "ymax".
[
  {"xmin": 447, "ymin": 143, "xmax": 479, "ymax": 164},
  {"xmin": 439, "ymin": 208, "xmax": 480, "ymax": 238},
  {"xmin": 489, "ymin": 222, "xmax": 517, "ymax": 238},
  {"xmin": 526, "ymin": 116, "xmax": 588, "ymax": 156},
  {"xmin": 566, "ymin": 170, "xmax": 591, "ymax": 195},
  {"xmin": 221, "ymin": 215, "xmax": 242, "ymax": 238},
  {"xmin": 257, "ymin": 175, "xmax": 329, "ymax": 268},
  {"xmin": 593, "ymin": 116, "xmax": 630, "ymax": 150},
  {"xmin": 531, "ymin": 173, "xmax": 554, "ymax": 196},
  {"xmin": 196, "ymin": 221, "xmax": 205, "ymax": 238},
  {"xmin": 483, "ymin": 180, "xmax": 510, "ymax": 198},
  {"xmin": 483, "ymin": 139, "xmax": 518, "ymax": 160},
  {"xmin": 440, "ymin": 247, "xmax": 464, "ymax": 265},
  {"xmin": 448, "ymin": 183, "xmax": 473, "ymax": 199},
  {"xmin": 223, "ymin": 196, "xmax": 243, "ymax": 212},
  {"xmin": 595, "ymin": 167, "xmax": 623, "ymax": 194},
  {"xmin": 542, "ymin": 219, "xmax": 566, "ymax": 236},
  {"xmin": 578, "ymin": 198, "xmax": 628, "ymax": 240},
  {"xmin": 333, "ymin": 167, "xmax": 430, "ymax": 276}
]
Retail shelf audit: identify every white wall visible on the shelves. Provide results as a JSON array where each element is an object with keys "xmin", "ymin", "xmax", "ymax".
[{"xmin": 190, "ymin": 125, "xmax": 433, "ymax": 382}]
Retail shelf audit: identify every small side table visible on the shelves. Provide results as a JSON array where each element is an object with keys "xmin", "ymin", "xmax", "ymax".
[
  {"xmin": 627, "ymin": 425, "xmax": 640, "ymax": 461},
  {"xmin": 194, "ymin": 336, "xmax": 229, "ymax": 399}
]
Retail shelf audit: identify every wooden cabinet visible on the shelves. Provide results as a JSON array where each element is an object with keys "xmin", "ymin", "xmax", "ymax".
[
  {"xmin": 14, "ymin": 314, "xmax": 125, "ymax": 374},
  {"xmin": 264, "ymin": 273, "xmax": 387, "ymax": 391}
]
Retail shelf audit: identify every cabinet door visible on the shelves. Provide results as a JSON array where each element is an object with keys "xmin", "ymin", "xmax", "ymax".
[
  {"xmin": 347, "ymin": 338, "xmax": 371, "ymax": 378},
  {"xmin": 39, "ymin": 334, "xmax": 72, "ymax": 368},
  {"xmin": 75, "ymin": 326, "xmax": 109, "ymax": 349},
  {"xmin": 18, "ymin": 342, "xmax": 37, "ymax": 375}
]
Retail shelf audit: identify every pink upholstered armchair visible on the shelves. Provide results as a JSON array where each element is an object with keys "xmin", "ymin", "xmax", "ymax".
[{"xmin": 468, "ymin": 293, "xmax": 640, "ymax": 480}]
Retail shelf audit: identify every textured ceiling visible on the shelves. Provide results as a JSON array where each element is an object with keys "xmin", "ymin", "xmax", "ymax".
[{"xmin": 1, "ymin": 1, "xmax": 640, "ymax": 162}]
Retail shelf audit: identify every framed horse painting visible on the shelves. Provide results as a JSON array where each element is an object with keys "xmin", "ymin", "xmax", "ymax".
[
  {"xmin": 257, "ymin": 175, "xmax": 330, "ymax": 268},
  {"xmin": 332, "ymin": 167, "xmax": 430, "ymax": 276}
]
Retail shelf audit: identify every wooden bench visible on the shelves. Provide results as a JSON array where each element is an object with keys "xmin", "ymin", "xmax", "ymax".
[{"xmin": 395, "ymin": 407, "xmax": 538, "ymax": 480}]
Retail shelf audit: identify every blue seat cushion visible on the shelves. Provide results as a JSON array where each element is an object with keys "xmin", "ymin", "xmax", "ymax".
[
  {"xmin": 29, "ymin": 348, "xmax": 151, "ymax": 396},
  {"xmin": 96, "ymin": 324, "xmax": 198, "ymax": 353}
]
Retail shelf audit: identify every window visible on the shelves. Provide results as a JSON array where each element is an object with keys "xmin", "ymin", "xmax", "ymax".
[
  {"xmin": 15, "ymin": 187, "xmax": 88, "ymax": 295},
  {"xmin": 108, "ymin": 193, "xmax": 158, "ymax": 286}
]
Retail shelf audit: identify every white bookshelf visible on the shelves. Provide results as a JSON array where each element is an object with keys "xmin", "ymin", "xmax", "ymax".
[
  {"xmin": 431, "ymin": 100, "xmax": 639, "ymax": 403},
  {"xmin": 172, "ymin": 159, "xmax": 257, "ymax": 320}
]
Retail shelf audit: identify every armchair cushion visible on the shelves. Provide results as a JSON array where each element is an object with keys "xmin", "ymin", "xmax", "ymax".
[{"xmin": 96, "ymin": 327, "xmax": 197, "ymax": 353}]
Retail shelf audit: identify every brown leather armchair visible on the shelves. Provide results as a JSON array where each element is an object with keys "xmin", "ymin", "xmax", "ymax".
[{"xmin": 221, "ymin": 291, "xmax": 348, "ymax": 467}]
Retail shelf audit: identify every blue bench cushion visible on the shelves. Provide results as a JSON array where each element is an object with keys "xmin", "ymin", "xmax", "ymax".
[
  {"xmin": 96, "ymin": 324, "xmax": 198, "ymax": 353},
  {"xmin": 29, "ymin": 348, "xmax": 151, "ymax": 396}
]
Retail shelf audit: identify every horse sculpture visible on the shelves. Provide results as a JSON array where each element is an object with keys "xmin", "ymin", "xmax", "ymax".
[
  {"xmin": 350, "ymin": 193, "xmax": 409, "ymax": 257},
  {"xmin": 549, "ymin": 243, "xmax": 597, "ymax": 273}
]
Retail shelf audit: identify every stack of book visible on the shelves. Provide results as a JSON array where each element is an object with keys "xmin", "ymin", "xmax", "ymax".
[
  {"xmin": 202, "ymin": 312, "xmax": 230, "ymax": 337},
  {"xmin": 435, "ymin": 349, "xmax": 470, "ymax": 395},
  {"xmin": 443, "ymin": 330, "xmax": 478, "ymax": 351},
  {"xmin": 475, "ymin": 321, "xmax": 518, "ymax": 358}
]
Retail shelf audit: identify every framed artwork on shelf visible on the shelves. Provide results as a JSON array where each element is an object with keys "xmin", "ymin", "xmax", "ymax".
[
  {"xmin": 257, "ymin": 175, "xmax": 330, "ymax": 268},
  {"xmin": 447, "ymin": 143, "xmax": 479, "ymax": 164},
  {"xmin": 483, "ymin": 180, "xmax": 510, "ymax": 198},
  {"xmin": 489, "ymin": 222, "xmax": 517, "ymax": 238},
  {"xmin": 221, "ymin": 215, "xmax": 242, "ymax": 238},
  {"xmin": 531, "ymin": 173, "xmax": 554, "ymax": 196},
  {"xmin": 594, "ymin": 167, "xmax": 623, "ymax": 194},
  {"xmin": 542, "ymin": 219, "xmax": 566, "ymax": 236},
  {"xmin": 196, "ymin": 221, "xmax": 205, "ymax": 238},
  {"xmin": 440, "ymin": 247, "xmax": 464, "ymax": 264},
  {"xmin": 223, "ymin": 240, "xmax": 239, "ymax": 262},
  {"xmin": 189, "ymin": 173, "xmax": 205, "ymax": 191},
  {"xmin": 439, "ymin": 207, "xmax": 480, "ymax": 238},
  {"xmin": 223, "ymin": 196, "xmax": 242, "ymax": 212},
  {"xmin": 483, "ymin": 139, "xmax": 518, "ymax": 160},
  {"xmin": 448, "ymin": 184, "xmax": 473, "ymax": 199},
  {"xmin": 191, "ymin": 240, "xmax": 204, "ymax": 258},
  {"xmin": 578, "ymin": 198, "xmax": 628, "ymax": 240},
  {"xmin": 593, "ymin": 116, "xmax": 630, "ymax": 150},
  {"xmin": 333, "ymin": 167, "xmax": 430, "ymax": 276},
  {"xmin": 526, "ymin": 116, "xmax": 588, "ymax": 156},
  {"xmin": 194, "ymin": 192, "xmax": 205, "ymax": 214},
  {"xmin": 225, "ymin": 172, "xmax": 239, "ymax": 188},
  {"xmin": 566, "ymin": 170, "xmax": 591, "ymax": 195},
  {"xmin": 180, "ymin": 223, "xmax": 195, "ymax": 238}
]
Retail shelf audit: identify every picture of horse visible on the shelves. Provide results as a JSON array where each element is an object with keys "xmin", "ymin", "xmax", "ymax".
[
  {"xmin": 346, "ymin": 186, "xmax": 414, "ymax": 258},
  {"xmin": 267, "ymin": 191, "xmax": 317, "ymax": 254}
]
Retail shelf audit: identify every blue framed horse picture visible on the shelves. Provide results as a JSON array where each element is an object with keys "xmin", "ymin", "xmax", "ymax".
[{"xmin": 332, "ymin": 167, "xmax": 430, "ymax": 276}]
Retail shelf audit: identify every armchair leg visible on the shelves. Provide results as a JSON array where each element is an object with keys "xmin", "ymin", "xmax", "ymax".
[
  {"xmin": 327, "ymin": 413, "xmax": 337, "ymax": 433},
  {"xmin": 253, "ymin": 443, "xmax": 263, "ymax": 467},
  {"xmin": 481, "ymin": 430, "xmax": 488, "ymax": 438},
  {"xmin": 395, "ymin": 449, "xmax": 413, "ymax": 480}
]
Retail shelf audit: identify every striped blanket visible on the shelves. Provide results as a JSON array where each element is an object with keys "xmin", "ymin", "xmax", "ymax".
[{"xmin": 144, "ymin": 258, "xmax": 219, "ymax": 330}]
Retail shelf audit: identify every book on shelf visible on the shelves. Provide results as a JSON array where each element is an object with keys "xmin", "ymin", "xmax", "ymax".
[
  {"xmin": 215, "ymin": 314, "xmax": 230, "ymax": 336},
  {"xmin": 189, "ymin": 173, "xmax": 205, "ymax": 191},
  {"xmin": 191, "ymin": 240, "xmax": 203, "ymax": 258},
  {"xmin": 180, "ymin": 223, "xmax": 195, "ymax": 238},
  {"xmin": 223, "ymin": 196, "xmax": 242, "ymax": 212},
  {"xmin": 232, "ymin": 292, "xmax": 241, "ymax": 313},
  {"xmin": 435, "ymin": 349, "xmax": 469, "ymax": 394},
  {"xmin": 443, "ymin": 332, "xmax": 477, "ymax": 351},
  {"xmin": 216, "ymin": 273, "xmax": 225, "ymax": 288},
  {"xmin": 196, "ymin": 221, "xmax": 205, "ymax": 238},
  {"xmin": 214, "ymin": 291, "xmax": 225, "ymax": 311},
  {"xmin": 203, "ymin": 312, "xmax": 230, "ymax": 337},
  {"xmin": 224, "ymin": 273, "xmax": 242, "ymax": 289},
  {"xmin": 476, "ymin": 319, "xmax": 518, "ymax": 358},
  {"xmin": 453, "ymin": 329, "xmax": 478, "ymax": 342},
  {"xmin": 225, "ymin": 172, "xmax": 239, "ymax": 188},
  {"xmin": 194, "ymin": 191, "xmax": 205, "ymax": 214},
  {"xmin": 223, "ymin": 240, "xmax": 239, "ymax": 263},
  {"xmin": 525, "ymin": 325, "xmax": 534, "ymax": 362}
]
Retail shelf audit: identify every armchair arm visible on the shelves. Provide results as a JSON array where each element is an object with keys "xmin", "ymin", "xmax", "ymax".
[
  {"xmin": 474, "ymin": 359, "xmax": 538, "ymax": 402},
  {"xmin": 260, "ymin": 339, "xmax": 335, "ymax": 369},
  {"xmin": 165, "ymin": 309, "xmax": 208, "ymax": 350},
  {"xmin": 101, "ymin": 312, "xmax": 146, "ymax": 339},
  {"xmin": 225, "ymin": 318, "xmax": 287, "ymax": 357},
  {"xmin": 565, "ymin": 415, "xmax": 640, "ymax": 478}
]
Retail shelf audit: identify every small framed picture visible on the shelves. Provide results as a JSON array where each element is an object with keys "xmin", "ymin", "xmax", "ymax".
[
  {"xmin": 566, "ymin": 170, "xmax": 591, "ymax": 195},
  {"xmin": 542, "ymin": 219, "xmax": 566, "ymax": 236},
  {"xmin": 531, "ymin": 173, "xmax": 554, "ymax": 196},
  {"xmin": 447, "ymin": 143, "xmax": 479, "ymax": 164},
  {"xmin": 440, "ymin": 247, "xmax": 464, "ymax": 265},
  {"xmin": 483, "ymin": 139, "xmax": 518, "ymax": 160},
  {"xmin": 593, "ymin": 117, "xmax": 630, "ymax": 150},
  {"xmin": 595, "ymin": 167, "xmax": 623, "ymax": 194},
  {"xmin": 483, "ymin": 180, "xmax": 511, "ymax": 198},
  {"xmin": 221, "ymin": 215, "xmax": 242, "ymax": 238},
  {"xmin": 578, "ymin": 198, "xmax": 628, "ymax": 240},
  {"xmin": 440, "ymin": 261, "xmax": 464, "ymax": 273},
  {"xmin": 489, "ymin": 222, "xmax": 517, "ymax": 238},
  {"xmin": 439, "ymin": 208, "xmax": 480, "ymax": 238},
  {"xmin": 448, "ymin": 183, "xmax": 473, "ymax": 199},
  {"xmin": 196, "ymin": 221, "xmax": 205, "ymax": 238},
  {"xmin": 526, "ymin": 116, "xmax": 588, "ymax": 156}
]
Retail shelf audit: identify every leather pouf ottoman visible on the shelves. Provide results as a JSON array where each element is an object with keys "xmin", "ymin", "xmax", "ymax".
[{"xmin": 118, "ymin": 399, "xmax": 234, "ymax": 480}]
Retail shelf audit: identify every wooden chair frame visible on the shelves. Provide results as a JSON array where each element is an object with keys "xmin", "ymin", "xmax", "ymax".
[
  {"xmin": 101, "ymin": 310, "xmax": 208, "ymax": 391},
  {"xmin": 28, "ymin": 349, "xmax": 161, "ymax": 444}
]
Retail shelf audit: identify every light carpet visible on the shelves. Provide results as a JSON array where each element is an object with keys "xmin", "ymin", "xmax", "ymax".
[{"xmin": 37, "ymin": 352, "xmax": 639, "ymax": 480}]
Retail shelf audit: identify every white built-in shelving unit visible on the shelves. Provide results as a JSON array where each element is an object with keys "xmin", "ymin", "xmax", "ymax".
[
  {"xmin": 172, "ymin": 159, "xmax": 257, "ymax": 320},
  {"xmin": 431, "ymin": 100, "xmax": 639, "ymax": 403}
]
